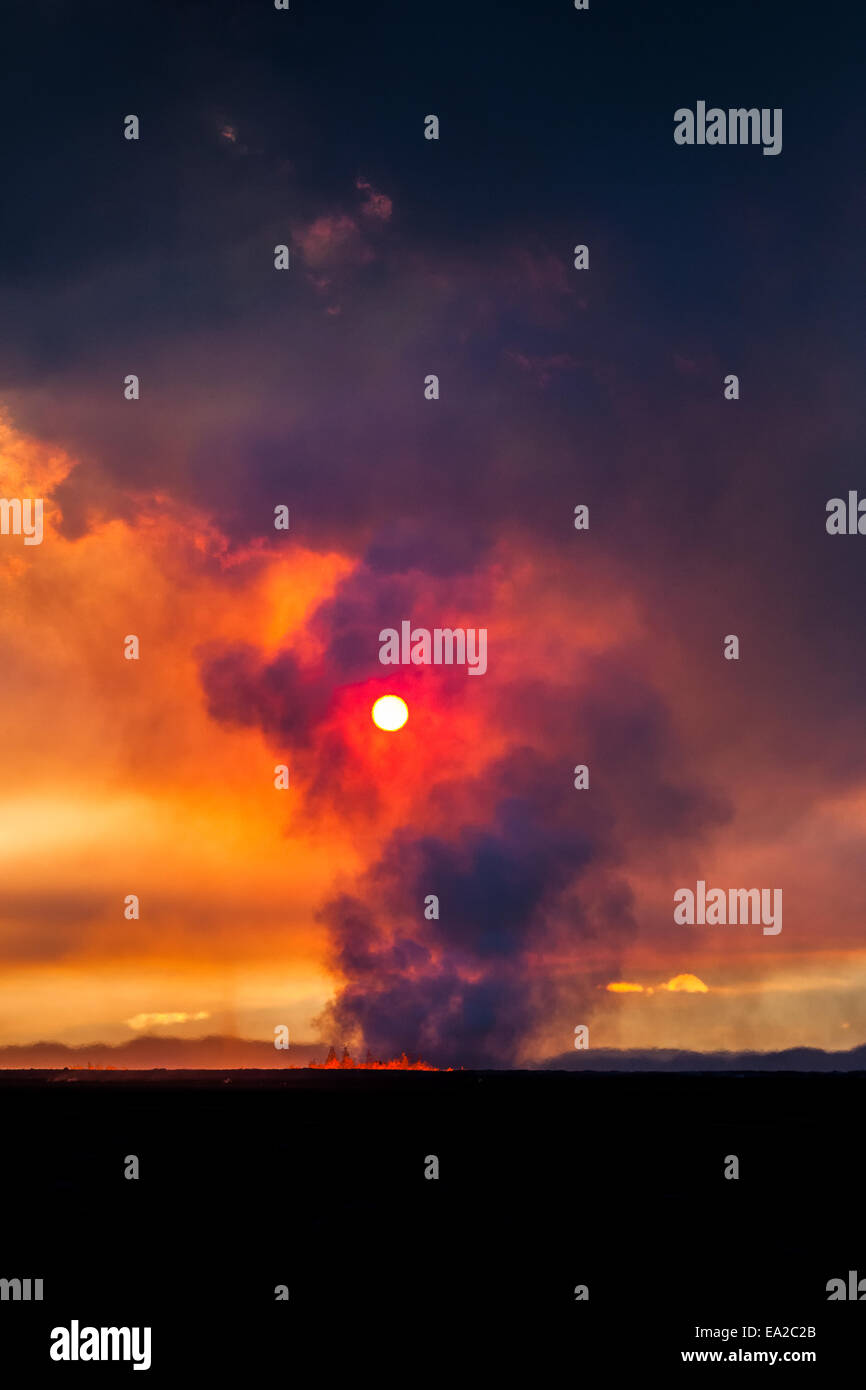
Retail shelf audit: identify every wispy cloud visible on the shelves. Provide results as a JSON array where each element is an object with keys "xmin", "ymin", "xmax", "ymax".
[
  {"xmin": 126, "ymin": 1011, "xmax": 210, "ymax": 1031},
  {"xmin": 606, "ymin": 974, "xmax": 709, "ymax": 995}
]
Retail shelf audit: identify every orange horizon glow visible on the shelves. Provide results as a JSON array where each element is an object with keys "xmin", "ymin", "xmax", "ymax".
[{"xmin": 2, "ymin": 1048, "xmax": 450, "ymax": 1073}]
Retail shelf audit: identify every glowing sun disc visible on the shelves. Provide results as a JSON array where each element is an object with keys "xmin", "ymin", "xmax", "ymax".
[{"xmin": 372, "ymin": 695, "xmax": 408, "ymax": 731}]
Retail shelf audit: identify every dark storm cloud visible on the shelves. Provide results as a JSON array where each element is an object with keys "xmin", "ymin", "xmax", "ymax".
[
  {"xmin": 5, "ymin": 0, "xmax": 841, "ymax": 575},
  {"xmin": 314, "ymin": 713, "xmax": 728, "ymax": 1065},
  {"xmin": 3, "ymin": 0, "xmax": 861, "ymax": 641},
  {"xmin": 315, "ymin": 772, "xmax": 628, "ymax": 1068},
  {"xmin": 195, "ymin": 580, "xmax": 385, "ymax": 750},
  {"xmin": 196, "ymin": 542, "xmax": 735, "ymax": 1063},
  {"xmin": 364, "ymin": 519, "xmax": 491, "ymax": 578},
  {"xmin": 198, "ymin": 552, "xmax": 496, "ymax": 756},
  {"xmin": 317, "ymin": 890, "xmax": 560, "ymax": 1070},
  {"xmin": 320, "ymin": 945, "xmax": 551, "ymax": 1071},
  {"xmin": 199, "ymin": 645, "xmax": 334, "ymax": 748},
  {"xmin": 370, "ymin": 803, "xmax": 594, "ymax": 961}
]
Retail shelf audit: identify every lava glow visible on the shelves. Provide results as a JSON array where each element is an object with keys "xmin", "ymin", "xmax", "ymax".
[
  {"xmin": 309, "ymin": 1046, "xmax": 450, "ymax": 1071},
  {"xmin": 371, "ymin": 694, "xmax": 408, "ymax": 731}
]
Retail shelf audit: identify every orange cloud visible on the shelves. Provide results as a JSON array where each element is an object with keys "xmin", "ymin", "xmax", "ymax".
[
  {"xmin": 126, "ymin": 1011, "xmax": 210, "ymax": 1031},
  {"xmin": 660, "ymin": 974, "xmax": 709, "ymax": 993},
  {"xmin": 355, "ymin": 176, "xmax": 393, "ymax": 222},
  {"xmin": 297, "ymin": 214, "xmax": 373, "ymax": 270},
  {"xmin": 605, "ymin": 973, "xmax": 709, "ymax": 995}
]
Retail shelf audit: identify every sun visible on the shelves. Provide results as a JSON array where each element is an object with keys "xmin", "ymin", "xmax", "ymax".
[{"xmin": 372, "ymin": 695, "xmax": 408, "ymax": 731}]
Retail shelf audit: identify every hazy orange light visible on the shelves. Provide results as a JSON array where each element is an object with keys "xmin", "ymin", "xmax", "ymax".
[{"xmin": 372, "ymin": 695, "xmax": 408, "ymax": 731}]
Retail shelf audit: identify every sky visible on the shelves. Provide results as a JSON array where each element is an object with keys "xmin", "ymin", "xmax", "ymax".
[{"xmin": 1, "ymin": 0, "xmax": 865, "ymax": 1066}]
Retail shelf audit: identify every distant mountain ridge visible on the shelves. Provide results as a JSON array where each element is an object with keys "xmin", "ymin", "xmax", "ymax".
[
  {"xmin": 1, "ymin": 1035, "xmax": 865, "ymax": 1071},
  {"xmin": 535, "ymin": 1043, "xmax": 866, "ymax": 1072},
  {"xmin": 0, "ymin": 1035, "xmax": 326, "ymax": 1069}
]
